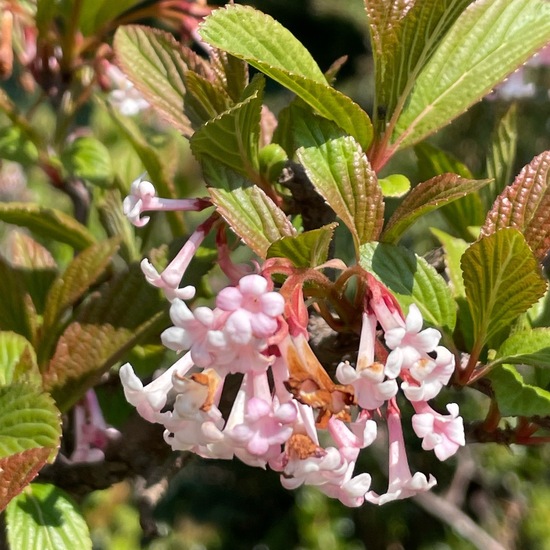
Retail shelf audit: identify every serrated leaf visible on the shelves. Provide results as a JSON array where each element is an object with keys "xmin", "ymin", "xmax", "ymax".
[
  {"xmin": 365, "ymin": 0, "xmax": 471, "ymax": 139},
  {"xmin": 42, "ymin": 238, "xmax": 120, "ymax": 338},
  {"xmin": 461, "ymin": 228, "xmax": 547, "ymax": 349},
  {"xmin": 207, "ymin": 183, "xmax": 296, "ymax": 259},
  {"xmin": 210, "ymin": 50, "xmax": 249, "ymax": 103},
  {"xmin": 393, "ymin": 0, "xmax": 550, "ymax": 149},
  {"xmin": 6, "ymin": 483, "xmax": 92, "ymax": 550},
  {"xmin": 0, "ymin": 125, "xmax": 38, "ymax": 164},
  {"xmin": 431, "ymin": 228, "xmax": 468, "ymax": 299},
  {"xmin": 485, "ymin": 104, "xmax": 518, "ymax": 207},
  {"xmin": 43, "ymin": 263, "xmax": 168, "ymax": 411},
  {"xmin": 489, "ymin": 364, "xmax": 550, "ymax": 417},
  {"xmin": 382, "ymin": 174, "xmax": 491, "ymax": 244},
  {"xmin": 493, "ymin": 328, "xmax": 550, "ymax": 369},
  {"xmin": 360, "ymin": 241, "xmax": 456, "ymax": 334},
  {"xmin": 293, "ymin": 111, "xmax": 383, "ymax": 252},
  {"xmin": 0, "ymin": 448, "xmax": 51, "ymax": 512},
  {"xmin": 190, "ymin": 75, "xmax": 264, "ymax": 179},
  {"xmin": 266, "ymin": 224, "xmax": 337, "ymax": 268},
  {"xmin": 113, "ymin": 25, "xmax": 196, "ymax": 135},
  {"xmin": 0, "ymin": 383, "xmax": 61, "ymax": 457},
  {"xmin": 0, "ymin": 203, "xmax": 95, "ymax": 250},
  {"xmin": 415, "ymin": 142, "xmax": 484, "ymax": 240},
  {"xmin": 200, "ymin": 5, "xmax": 373, "ymax": 150},
  {"xmin": 61, "ymin": 136, "xmax": 113, "ymax": 186},
  {"xmin": 201, "ymin": 5, "xmax": 326, "ymax": 83},
  {"xmin": 0, "ymin": 332, "xmax": 40, "ymax": 386},
  {"xmin": 481, "ymin": 151, "xmax": 550, "ymax": 260}
]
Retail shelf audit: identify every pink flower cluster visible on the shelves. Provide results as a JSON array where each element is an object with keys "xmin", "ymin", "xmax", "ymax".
[{"xmin": 119, "ymin": 177, "xmax": 465, "ymax": 507}]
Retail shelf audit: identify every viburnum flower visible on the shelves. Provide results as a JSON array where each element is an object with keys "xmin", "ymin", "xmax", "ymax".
[
  {"xmin": 412, "ymin": 401, "xmax": 465, "ymax": 461},
  {"xmin": 367, "ymin": 400, "xmax": 436, "ymax": 505},
  {"xmin": 120, "ymin": 200, "xmax": 463, "ymax": 507}
]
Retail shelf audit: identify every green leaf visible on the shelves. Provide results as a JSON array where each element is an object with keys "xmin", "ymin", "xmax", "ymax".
[
  {"xmin": 42, "ymin": 238, "xmax": 120, "ymax": 339},
  {"xmin": 415, "ymin": 142, "xmax": 484, "ymax": 240},
  {"xmin": 393, "ymin": 0, "xmax": 550, "ymax": 149},
  {"xmin": 258, "ymin": 143, "xmax": 287, "ymax": 184},
  {"xmin": 365, "ymin": 0, "xmax": 471, "ymax": 138},
  {"xmin": 190, "ymin": 75, "xmax": 265, "ymax": 179},
  {"xmin": 201, "ymin": 5, "xmax": 326, "ymax": 83},
  {"xmin": 481, "ymin": 151, "xmax": 550, "ymax": 261},
  {"xmin": 489, "ymin": 364, "xmax": 550, "ymax": 417},
  {"xmin": 6, "ymin": 484, "xmax": 92, "ymax": 550},
  {"xmin": 493, "ymin": 328, "xmax": 550, "ymax": 369},
  {"xmin": 293, "ymin": 111, "xmax": 383, "ymax": 252},
  {"xmin": 267, "ymin": 224, "xmax": 337, "ymax": 268},
  {"xmin": 382, "ymin": 174, "xmax": 492, "ymax": 244},
  {"xmin": 0, "ymin": 332, "xmax": 40, "ymax": 386},
  {"xmin": 0, "ymin": 448, "xmax": 51, "ymax": 512},
  {"xmin": 0, "ymin": 383, "xmax": 61, "ymax": 458},
  {"xmin": 0, "ymin": 125, "xmax": 38, "ymax": 164},
  {"xmin": 200, "ymin": 5, "xmax": 373, "ymax": 150},
  {"xmin": 485, "ymin": 104, "xmax": 518, "ymax": 207},
  {"xmin": 360, "ymin": 241, "xmax": 456, "ymax": 334},
  {"xmin": 378, "ymin": 174, "xmax": 411, "ymax": 198},
  {"xmin": 114, "ymin": 25, "xmax": 195, "ymax": 136},
  {"xmin": 206, "ymin": 167, "xmax": 296, "ymax": 258},
  {"xmin": 431, "ymin": 228, "xmax": 468, "ymax": 299},
  {"xmin": 0, "ymin": 203, "xmax": 96, "ymax": 250},
  {"xmin": 61, "ymin": 137, "xmax": 113, "ymax": 186},
  {"xmin": 461, "ymin": 228, "xmax": 547, "ymax": 349}
]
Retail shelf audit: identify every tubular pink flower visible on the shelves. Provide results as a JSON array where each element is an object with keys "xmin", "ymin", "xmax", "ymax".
[
  {"xmin": 401, "ymin": 345, "xmax": 455, "ymax": 402},
  {"xmin": 412, "ymin": 401, "xmax": 465, "ymax": 461},
  {"xmin": 217, "ymin": 274, "xmax": 284, "ymax": 342},
  {"xmin": 366, "ymin": 400, "xmax": 436, "ymax": 505},
  {"xmin": 119, "ymin": 352, "xmax": 194, "ymax": 423},
  {"xmin": 123, "ymin": 174, "xmax": 211, "ymax": 227},
  {"xmin": 141, "ymin": 215, "xmax": 216, "ymax": 301},
  {"xmin": 336, "ymin": 313, "xmax": 398, "ymax": 409}
]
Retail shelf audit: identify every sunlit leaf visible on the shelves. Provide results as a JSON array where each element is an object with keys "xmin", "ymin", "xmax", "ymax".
[
  {"xmin": 200, "ymin": 5, "xmax": 373, "ymax": 149},
  {"xmin": 0, "ymin": 125, "xmax": 38, "ymax": 164},
  {"xmin": 6, "ymin": 484, "xmax": 91, "ymax": 549},
  {"xmin": 206, "ymin": 168, "xmax": 296, "ymax": 258},
  {"xmin": 482, "ymin": 151, "xmax": 550, "ymax": 260},
  {"xmin": 461, "ymin": 228, "xmax": 547, "ymax": 349},
  {"xmin": 393, "ymin": 0, "xmax": 550, "ymax": 149},
  {"xmin": 0, "ymin": 448, "xmax": 51, "ymax": 512},
  {"xmin": 0, "ymin": 383, "xmax": 61, "ymax": 458},
  {"xmin": 365, "ymin": 0, "xmax": 471, "ymax": 138},
  {"xmin": 360, "ymin": 241, "xmax": 456, "ymax": 334},
  {"xmin": 294, "ymin": 111, "xmax": 383, "ymax": 252},
  {"xmin": 492, "ymin": 328, "xmax": 550, "ymax": 370},
  {"xmin": 431, "ymin": 228, "xmax": 468, "ymax": 299},
  {"xmin": 382, "ymin": 174, "xmax": 491, "ymax": 244}
]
